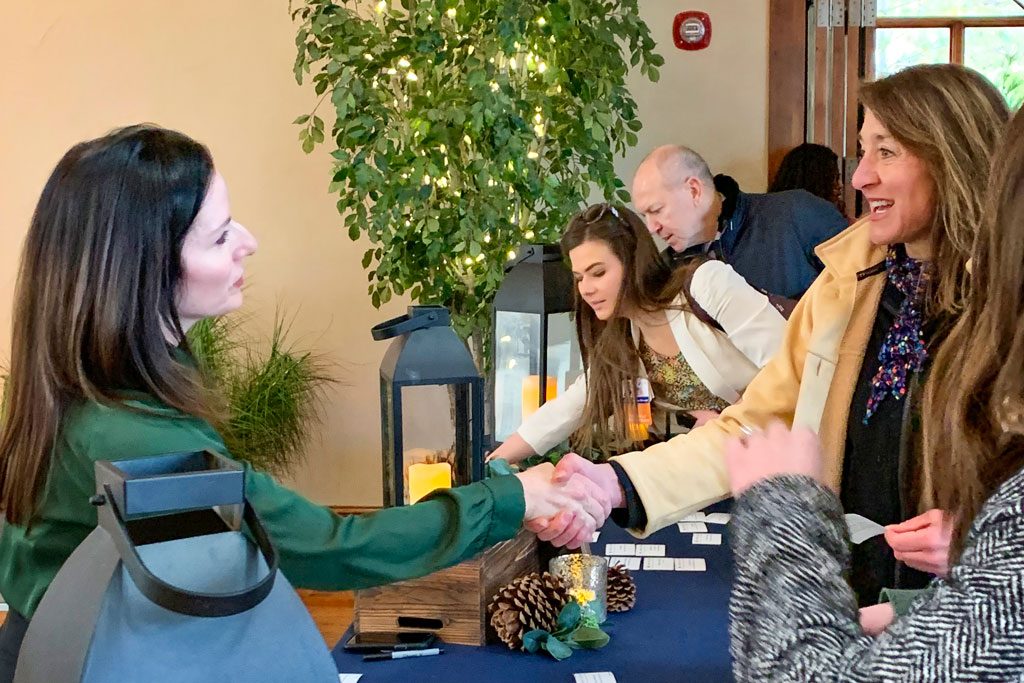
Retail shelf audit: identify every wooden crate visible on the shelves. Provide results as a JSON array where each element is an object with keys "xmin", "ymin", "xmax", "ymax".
[{"xmin": 354, "ymin": 528, "xmax": 538, "ymax": 646}]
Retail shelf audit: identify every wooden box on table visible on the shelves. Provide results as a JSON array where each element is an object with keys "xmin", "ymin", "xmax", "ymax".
[{"xmin": 354, "ymin": 528, "xmax": 538, "ymax": 646}]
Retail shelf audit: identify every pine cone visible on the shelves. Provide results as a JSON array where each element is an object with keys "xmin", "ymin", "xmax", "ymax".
[
  {"xmin": 607, "ymin": 563, "xmax": 636, "ymax": 612},
  {"xmin": 488, "ymin": 572, "xmax": 569, "ymax": 650}
]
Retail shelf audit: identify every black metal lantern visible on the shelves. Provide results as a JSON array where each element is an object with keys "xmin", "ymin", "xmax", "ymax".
[
  {"xmin": 372, "ymin": 305, "xmax": 484, "ymax": 506},
  {"xmin": 492, "ymin": 244, "xmax": 582, "ymax": 444}
]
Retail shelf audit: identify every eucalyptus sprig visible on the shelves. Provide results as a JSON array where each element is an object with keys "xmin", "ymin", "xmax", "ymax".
[
  {"xmin": 291, "ymin": 0, "xmax": 662, "ymax": 363},
  {"xmin": 522, "ymin": 600, "xmax": 610, "ymax": 661}
]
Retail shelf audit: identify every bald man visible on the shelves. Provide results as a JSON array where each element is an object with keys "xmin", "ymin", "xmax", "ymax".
[{"xmin": 632, "ymin": 145, "xmax": 848, "ymax": 300}]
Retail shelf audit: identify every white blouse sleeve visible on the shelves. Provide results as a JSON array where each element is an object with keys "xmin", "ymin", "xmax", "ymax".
[{"xmin": 689, "ymin": 260, "xmax": 787, "ymax": 368}]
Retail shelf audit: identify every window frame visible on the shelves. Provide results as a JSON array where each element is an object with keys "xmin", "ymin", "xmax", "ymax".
[{"xmin": 871, "ymin": 14, "xmax": 1024, "ymax": 79}]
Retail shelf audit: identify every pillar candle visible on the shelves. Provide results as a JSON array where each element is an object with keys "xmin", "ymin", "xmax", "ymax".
[
  {"xmin": 407, "ymin": 462, "xmax": 453, "ymax": 503},
  {"xmin": 521, "ymin": 375, "xmax": 558, "ymax": 420}
]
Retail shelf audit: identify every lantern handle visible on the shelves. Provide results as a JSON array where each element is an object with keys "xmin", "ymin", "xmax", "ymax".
[{"xmin": 371, "ymin": 305, "xmax": 450, "ymax": 341}]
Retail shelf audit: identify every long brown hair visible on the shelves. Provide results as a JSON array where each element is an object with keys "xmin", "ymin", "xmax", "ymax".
[
  {"xmin": 0, "ymin": 125, "xmax": 221, "ymax": 525},
  {"xmin": 560, "ymin": 203, "xmax": 702, "ymax": 455},
  {"xmin": 860, "ymin": 64, "xmax": 1009, "ymax": 316},
  {"xmin": 921, "ymin": 107, "xmax": 1024, "ymax": 558}
]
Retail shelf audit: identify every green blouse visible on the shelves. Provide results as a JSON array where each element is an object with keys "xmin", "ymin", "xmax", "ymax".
[{"xmin": 0, "ymin": 396, "xmax": 524, "ymax": 619}]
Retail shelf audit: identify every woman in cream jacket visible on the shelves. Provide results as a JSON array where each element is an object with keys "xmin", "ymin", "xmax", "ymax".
[
  {"xmin": 489, "ymin": 203, "xmax": 786, "ymax": 463},
  {"xmin": 540, "ymin": 64, "xmax": 1010, "ymax": 613}
]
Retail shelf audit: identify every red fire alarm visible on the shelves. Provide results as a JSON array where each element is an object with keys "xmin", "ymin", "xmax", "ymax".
[{"xmin": 673, "ymin": 11, "xmax": 712, "ymax": 51}]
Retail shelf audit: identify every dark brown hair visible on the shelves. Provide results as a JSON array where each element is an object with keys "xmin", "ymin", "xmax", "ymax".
[
  {"xmin": 860, "ymin": 64, "xmax": 1009, "ymax": 316},
  {"xmin": 560, "ymin": 203, "xmax": 702, "ymax": 455},
  {"xmin": 0, "ymin": 125, "xmax": 221, "ymax": 525},
  {"xmin": 769, "ymin": 142, "xmax": 845, "ymax": 214},
  {"xmin": 921, "ymin": 107, "xmax": 1024, "ymax": 558}
]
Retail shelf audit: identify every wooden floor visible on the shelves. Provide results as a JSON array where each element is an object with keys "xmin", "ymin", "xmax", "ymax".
[{"xmin": 297, "ymin": 589, "xmax": 355, "ymax": 648}]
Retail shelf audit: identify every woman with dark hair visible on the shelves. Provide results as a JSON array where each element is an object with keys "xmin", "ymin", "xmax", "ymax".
[
  {"xmin": 769, "ymin": 142, "xmax": 846, "ymax": 214},
  {"xmin": 488, "ymin": 203, "xmax": 786, "ymax": 466},
  {"xmin": 724, "ymin": 104, "xmax": 1024, "ymax": 682},
  {"xmin": 0, "ymin": 125, "xmax": 610, "ymax": 681}
]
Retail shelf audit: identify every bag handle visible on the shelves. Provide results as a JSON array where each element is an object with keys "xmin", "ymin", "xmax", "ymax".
[{"xmin": 98, "ymin": 483, "xmax": 279, "ymax": 618}]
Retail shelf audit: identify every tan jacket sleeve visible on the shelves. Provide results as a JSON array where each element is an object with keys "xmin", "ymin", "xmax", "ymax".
[{"xmin": 611, "ymin": 273, "xmax": 825, "ymax": 537}]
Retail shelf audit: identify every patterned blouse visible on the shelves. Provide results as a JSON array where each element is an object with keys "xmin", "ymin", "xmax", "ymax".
[{"xmin": 638, "ymin": 337, "xmax": 729, "ymax": 412}]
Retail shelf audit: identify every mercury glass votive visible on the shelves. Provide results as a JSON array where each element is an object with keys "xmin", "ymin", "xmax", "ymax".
[{"xmin": 549, "ymin": 554, "xmax": 608, "ymax": 623}]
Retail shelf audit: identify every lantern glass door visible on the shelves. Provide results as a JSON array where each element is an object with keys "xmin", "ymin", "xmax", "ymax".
[
  {"xmin": 546, "ymin": 310, "xmax": 583, "ymax": 396},
  {"xmin": 493, "ymin": 310, "xmax": 582, "ymax": 443},
  {"xmin": 494, "ymin": 311, "xmax": 539, "ymax": 442},
  {"xmin": 397, "ymin": 384, "xmax": 457, "ymax": 504}
]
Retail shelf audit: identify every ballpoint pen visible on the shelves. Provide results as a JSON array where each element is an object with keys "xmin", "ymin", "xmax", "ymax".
[{"xmin": 363, "ymin": 648, "xmax": 445, "ymax": 662}]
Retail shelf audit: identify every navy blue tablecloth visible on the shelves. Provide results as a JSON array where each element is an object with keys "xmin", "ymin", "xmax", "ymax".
[{"xmin": 332, "ymin": 501, "xmax": 735, "ymax": 682}]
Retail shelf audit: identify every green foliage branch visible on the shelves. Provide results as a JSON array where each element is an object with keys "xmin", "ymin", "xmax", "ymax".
[{"xmin": 291, "ymin": 0, "xmax": 662, "ymax": 361}]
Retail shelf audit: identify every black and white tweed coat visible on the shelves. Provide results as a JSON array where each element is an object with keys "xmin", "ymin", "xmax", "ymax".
[{"xmin": 729, "ymin": 473, "xmax": 1024, "ymax": 682}]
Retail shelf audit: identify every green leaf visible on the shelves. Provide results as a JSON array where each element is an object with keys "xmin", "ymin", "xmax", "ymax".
[
  {"xmin": 556, "ymin": 601, "xmax": 581, "ymax": 633},
  {"xmin": 293, "ymin": 114, "xmax": 311, "ymax": 125},
  {"xmin": 542, "ymin": 637, "xmax": 573, "ymax": 660},
  {"xmin": 522, "ymin": 629, "xmax": 548, "ymax": 653},
  {"xmin": 348, "ymin": 224, "xmax": 360, "ymax": 241},
  {"xmin": 570, "ymin": 626, "xmax": 610, "ymax": 649}
]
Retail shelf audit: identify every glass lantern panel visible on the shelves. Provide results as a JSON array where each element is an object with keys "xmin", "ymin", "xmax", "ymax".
[
  {"xmin": 547, "ymin": 311, "xmax": 583, "ymax": 396},
  {"xmin": 399, "ymin": 384, "xmax": 457, "ymax": 504},
  {"xmin": 494, "ymin": 310, "xmax": 542, "ymax": 442}
]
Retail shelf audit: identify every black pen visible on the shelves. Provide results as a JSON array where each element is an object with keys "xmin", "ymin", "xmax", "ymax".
[{"xmin": 363, "ymin": 647, "xmax": 445, "ymax": 662}]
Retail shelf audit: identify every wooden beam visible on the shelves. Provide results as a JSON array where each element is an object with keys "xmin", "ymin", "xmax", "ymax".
[
  {"xmin": 951, "ymin": 22, "xmax": 965, "ymax": 63},
  {"xmin": 767, "ymin": 0, "xmax": 808, "ymax": 183}
]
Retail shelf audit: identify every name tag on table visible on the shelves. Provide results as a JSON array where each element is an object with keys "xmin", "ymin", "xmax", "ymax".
[
  {"xmin": 607, "ymin": 556, "xmax": 642, "ymax": 571},
  {"xmin": 704, "ymin": 513, "xmax": 731, "ymax": 525},
  {"xmin": 635, "ymin": 544, "xmax": 666, "ymax": 557},
  {"xmin": 605, "ymin": 543, "xmax": 636, "ymax": 556},
  {"xmin": 692, "ymin": 533, "xmax": 722, "ymax": 545},
  {"xmin": 642, "ymin": 557, "xmax": 675, "ymax": 571},
  {"xmin": 678, "ymin": 512, "xmax": 707, "ymax": 522},
  {"xmin": 575, "ymin": 673, "xmax": 616, "ymax": 683},
  {"xmin": 677, "ymin": 522, "xmax": 709, "ymax": 533},
  {"xmin": 674, "ymin": 558, "xmax": 707, "ymax": 572},
  {"xmin": 591, "ymin": 531, "xmax": 601, "ymax": 542},
  {"xmin": 338, "ymin": 675, "xmax": 363, "ymax": 683}
]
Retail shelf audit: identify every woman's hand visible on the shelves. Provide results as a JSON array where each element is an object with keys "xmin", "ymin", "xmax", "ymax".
[
  {"xmin": 884, "ymin": 509, "xmax": 953, "ymax": 577},
  {"xmin": 485, "ymin": 432, "xmax": 535, "ymax": 464},
  {"xmin": 516, "ymin": 463, "xmax": 612, "ymax": 549},
  {"xmin": 858, "ymin": 602, "xmax": 896, "ymax": 636},
  {"xmin": 724, "ymin": 421, "xmax": 823, "ymax": 497}
]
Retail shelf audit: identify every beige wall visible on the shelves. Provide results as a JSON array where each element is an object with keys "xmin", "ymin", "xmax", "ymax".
[
  {"xmin": 617, "ymin": 2, "xmax": 770, "ymax": 192},
  {"xmin": 0, "ymin": 1, "xmax": 768, "ymax": 506}
]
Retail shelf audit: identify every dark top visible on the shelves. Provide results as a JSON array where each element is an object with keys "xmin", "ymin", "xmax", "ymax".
[
  {"xmin": 669, "ymin": 187, "xmax": 848, "ymax": 300},
  {"xmin": 841, "ymin": 276, "xmax": 933, "ymax": 605}
]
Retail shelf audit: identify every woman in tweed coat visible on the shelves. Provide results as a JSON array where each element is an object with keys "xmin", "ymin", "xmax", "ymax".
[{"xmin": 724, "ymin": 106, "xmax": 1024, "ymax": 681}]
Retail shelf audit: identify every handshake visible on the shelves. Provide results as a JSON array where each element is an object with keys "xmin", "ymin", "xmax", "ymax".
[{"xmin": 513, "ymin": 455, "xmax": 624, "ymax": 548}]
